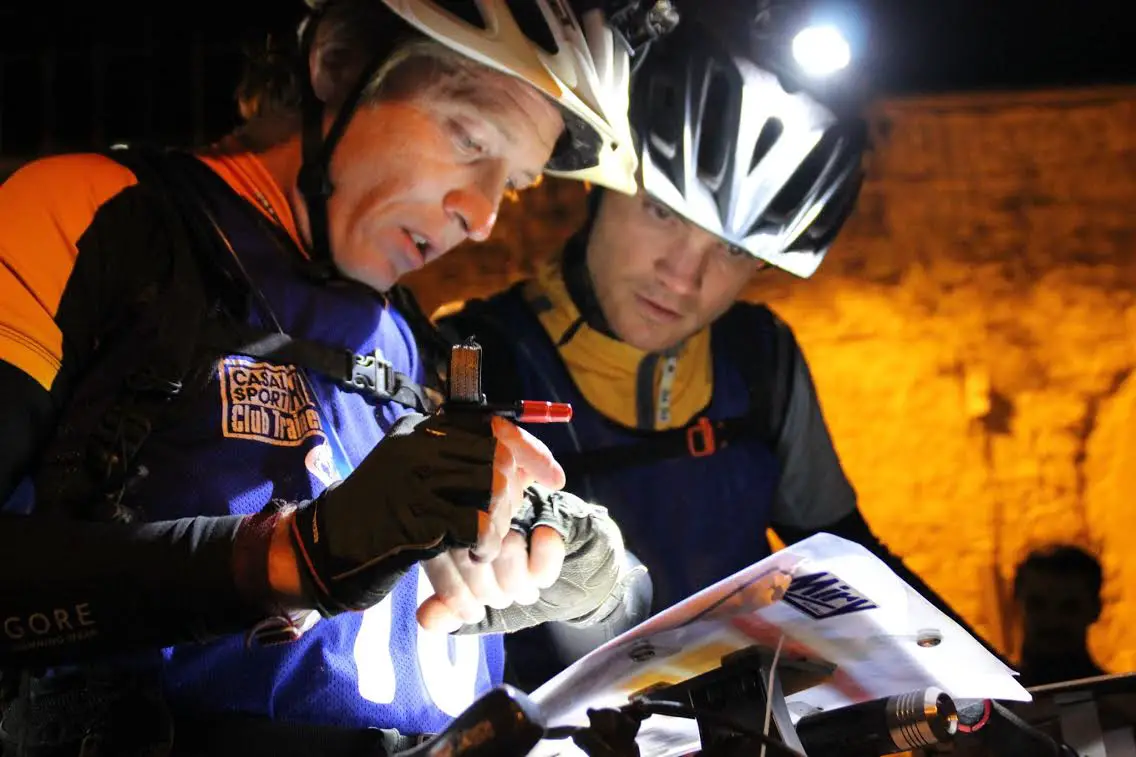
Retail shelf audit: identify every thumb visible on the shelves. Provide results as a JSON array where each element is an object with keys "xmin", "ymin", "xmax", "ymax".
[{"xmin": 417, "ymin": 596, "xmax": 464, "ymax": 634}]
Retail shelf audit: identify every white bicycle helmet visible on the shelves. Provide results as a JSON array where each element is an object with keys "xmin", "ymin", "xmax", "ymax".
[
  {"xmin": 386, "ymin": 0, "xmax": 657, "ymax": 195},
  {"xmin": 631, "ymin": 3, "xmax": 867, "ymax": 278},
  {"xmin": 303, "ymin": 0, "xmax": 673, "ymax": 195}
]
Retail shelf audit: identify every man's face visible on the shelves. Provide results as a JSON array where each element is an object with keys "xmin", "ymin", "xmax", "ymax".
[
  {"xmin": 1017, "ymin": 568, "xmax": 1101, "ymax": 656},
  {"xmin": 586, "ymin": 190, "xmax": 769, "ymax": 353},
  {"xmin": 321, "ymin": 62, "xmax": 563, "ymax": 292}
]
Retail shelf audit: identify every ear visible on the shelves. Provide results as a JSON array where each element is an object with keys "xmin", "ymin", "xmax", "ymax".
[{"xmin": 307, "ymin": 20, "xmax": 367, "ymax": 109}]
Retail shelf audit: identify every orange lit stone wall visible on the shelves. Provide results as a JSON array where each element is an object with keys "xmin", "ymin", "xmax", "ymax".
[{"xmin": 405, "ymin": 85, "xmax": 1136, "ymax": 672}]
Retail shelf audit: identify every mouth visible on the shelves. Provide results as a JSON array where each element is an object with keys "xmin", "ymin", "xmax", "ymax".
[
  {"xmin": 635, "ymin": 293, "xmax": 682, "ymax": 322},
  {"xmin": 402, "ymin": 228, "xmax": 436, "ymax": 264}
]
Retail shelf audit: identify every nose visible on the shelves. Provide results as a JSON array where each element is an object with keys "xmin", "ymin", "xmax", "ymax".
[
  {"xmin": 655, "ymin": 230, "xmax": 712, "ymax": 295},
  {"xmin": 443, "ymin": 162, "xmax": 507, "ymax": 243}
]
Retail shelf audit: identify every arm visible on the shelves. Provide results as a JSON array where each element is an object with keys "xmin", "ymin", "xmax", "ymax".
[
  {"xmin": 765, "ymin": 320, "xmax": 1008, "ymax": 663},
  {"xmin": 0, "ymin": 155, "xmax": 306, "ymax": 667},
  {"xmin": 0, "ymin": 362, "xmax": 306, "ymax": 670}
]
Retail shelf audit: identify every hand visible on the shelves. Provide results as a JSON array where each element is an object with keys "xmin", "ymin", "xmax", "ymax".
[
  {"xmin": 418, "ymin": 416, "xmax": 567, "ymax": 631},
  {"xmin": 472, "ymin": 416, "xmax": 567, "ymax": 561},
  {"xmin": 423, "ymin": 485, "xmax": 642, "ymax": 637},
  {"xmin": 417, "ymin": 526, "xmax": 565, "ymax": 632},
  {"xmin": 285, "ymin": 411, "xmax": 505, "ymax": 616}
]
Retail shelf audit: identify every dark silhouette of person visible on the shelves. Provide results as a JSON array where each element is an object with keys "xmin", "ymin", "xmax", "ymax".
[{"xmin": 1014, "ymin": 544, "xmax": 1107, "ymax": 687}]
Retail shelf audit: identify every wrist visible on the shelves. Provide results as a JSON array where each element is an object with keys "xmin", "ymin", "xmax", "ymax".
[
  {"xmin": 234, "ymin": 506, "xmax": 323, "ymax": 648},
  {"xmin": 232, "ymin": 506, "xmax": 309, "ymax": 612},
  {"xmin": 268, "ymin": 508, "xmax": 306, "ymax": 606}
]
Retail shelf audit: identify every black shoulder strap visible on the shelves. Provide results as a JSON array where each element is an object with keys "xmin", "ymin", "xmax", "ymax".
[
  {"xmin": 197, "ymin": 319, "xmax": 436, "ymax": 414},
  {"xmin": 554, "ymin": 304, "xmax": 788, "ymax": 480},
  {"xmin": 721, "ymin": 302, "xmax": 794, "ymax": 446},
  {"xmin": 766, "ymin": 307, "xmax": 797, "ymax": 446},
  {"xmin": 36, "ymin": 146, "xmax": 234, "ymax": 522}
]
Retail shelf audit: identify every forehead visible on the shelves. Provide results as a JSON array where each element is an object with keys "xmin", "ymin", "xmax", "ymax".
[
  {"xmin": 420, "ymin": 63, "xmax": 563, "ymax": 144},
  {"xmin": 443, "ymin": 69, "xmax": 541, "ymax": 114}
]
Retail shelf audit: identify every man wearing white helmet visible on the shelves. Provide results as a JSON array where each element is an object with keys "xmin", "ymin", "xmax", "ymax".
[
  {"xmin": 439, "ymin": 1, "xmax": 1004, "ymax": 688},
  {"xmin": 0, "ymin": 1, "xmax": 676, "ymax": 754}
]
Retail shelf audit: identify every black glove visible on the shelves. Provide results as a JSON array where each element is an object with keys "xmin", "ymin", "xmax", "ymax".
[
  {"xmin": 455, "ymin": 485, "xmax": 648, "ymax": 635},
  {"xmin": 289, "ymin": 411, "xmax": 496, "ymax": 617}
]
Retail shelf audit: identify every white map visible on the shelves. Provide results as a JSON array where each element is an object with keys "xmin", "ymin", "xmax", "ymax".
[{"xmin": 528, "ymin": 533, "xmax": 1030, "ymax": 757}]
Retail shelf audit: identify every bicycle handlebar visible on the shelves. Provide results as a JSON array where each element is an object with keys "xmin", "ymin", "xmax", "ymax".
[
  {"xmin": 954, "ymin": 698, "xmax": 1076, "ymax": 757},
  {"xmin": 394, "ymin": 666, "xmax": 1074, "ymax": 757}
]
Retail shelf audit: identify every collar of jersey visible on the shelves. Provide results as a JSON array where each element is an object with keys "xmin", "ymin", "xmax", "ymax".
[
  {"xmin": 195, "ymin": 137, "xmax": 305, "ymax": 254},
  {"xmin": 523, "ymin": 255, "xmax": 712, "ymax": 431}
]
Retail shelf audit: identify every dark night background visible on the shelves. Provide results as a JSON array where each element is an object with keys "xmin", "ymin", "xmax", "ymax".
[{"xmin": 0, "ymin": 1, "xmax": 1132, "ymax": 158}]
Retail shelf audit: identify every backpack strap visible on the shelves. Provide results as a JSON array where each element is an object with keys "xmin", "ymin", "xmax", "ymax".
[
  {"xmin": 196, "ymin": 318, "xmax": 435, "ymax": 414},
  {"xmin": 765, "ymin": 307, "xmax": 797, "ymax": 447},
  {"xmin": 553, "ymin": 304, "xmax": 788, "ymax": 479},
  {"xmin": 36, "ymin": 146, "xmax": 236, "ymax": 523},
  {"xmin": 723, "ymin": 302, "xmax": 795, "ymax": 448}
]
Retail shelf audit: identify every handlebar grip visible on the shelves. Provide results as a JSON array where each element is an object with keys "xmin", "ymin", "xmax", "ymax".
[
  {"xmin": 394, "ymin": 685, "xmax": 545, "ymax": 757},
  {"xmin": 958, "ymin": 699, "xmax": 1075, "ymax": 757}
]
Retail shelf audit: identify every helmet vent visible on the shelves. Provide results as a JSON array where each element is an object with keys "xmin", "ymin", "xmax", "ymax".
[
  {"xmin": 763, "ymin": 128, "xmax": 840, "ymax": 226},
  {"xmin": 645, "ymin": 70, "xmax": 682, "ymax": 161},
  {"xmin": 435, "ymin": 1, "xmax": 488, "ymax": 30},
  {"xmin": 750, "ymin": 118, "xmax": 783, "ymax": 174},
  {"xmin": 695, "ymin": 64, "xmax": 731, "ymax": 191}
]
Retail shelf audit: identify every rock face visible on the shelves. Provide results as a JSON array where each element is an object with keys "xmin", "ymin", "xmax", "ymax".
[{"xmin": 405, "ymin": 85, "xmax": 1136, "ymax": 672}]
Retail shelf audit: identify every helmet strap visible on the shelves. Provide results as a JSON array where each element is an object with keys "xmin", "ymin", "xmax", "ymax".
[{"xmin": 295, "ymin": 9, "xmax": 400, "ymax": 282}]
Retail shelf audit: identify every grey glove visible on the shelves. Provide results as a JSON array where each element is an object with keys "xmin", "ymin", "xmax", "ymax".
[{"xmin": 455, "ymin": 484, "xmax": 648, "ymax": 635}]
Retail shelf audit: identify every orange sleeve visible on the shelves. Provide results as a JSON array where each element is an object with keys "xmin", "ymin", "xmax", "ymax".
[{"xmin": 0, "ymin": 154, "xmax": 139, "ymax": 391}]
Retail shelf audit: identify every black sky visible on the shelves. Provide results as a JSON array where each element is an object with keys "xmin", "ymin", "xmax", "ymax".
[
  {"xmin": 0, "ymin": 1, "xmax": 1132, "ymax": 156},
  {"xmin": 858, "ymin": 0, "xmax": 1132, "ymax": 94},
  {"xmin": 4, "ymin": 1, "xmax": 1132, "ymax": 94}
]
